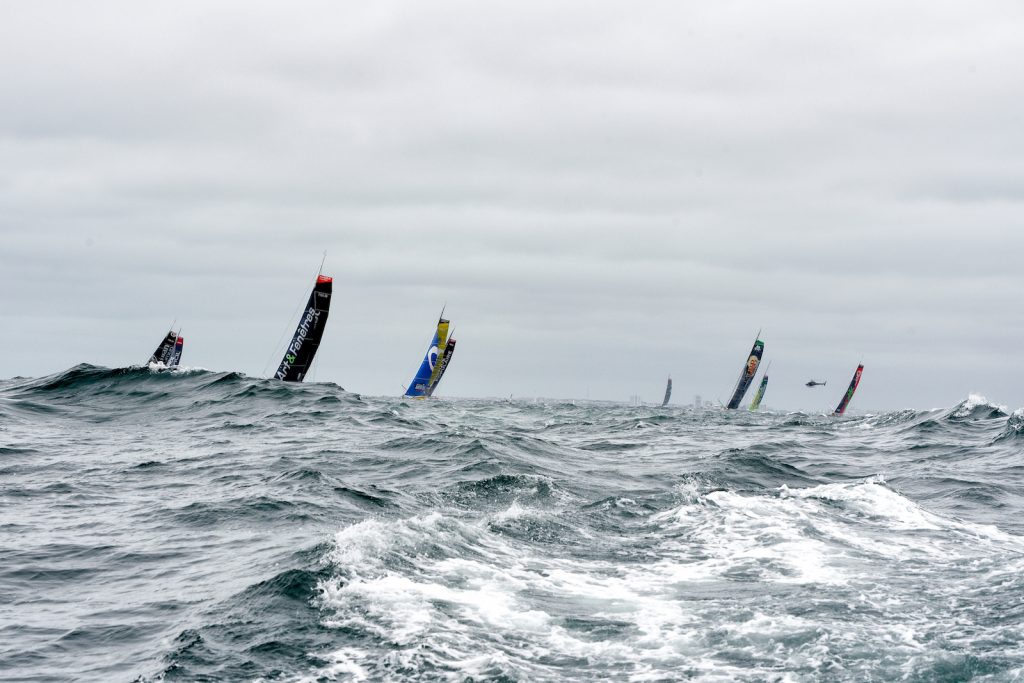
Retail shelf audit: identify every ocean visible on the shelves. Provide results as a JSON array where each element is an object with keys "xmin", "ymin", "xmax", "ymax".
[{"xmin": 2, "ymin": 364, "xmax": 1023, "ymax": 681}]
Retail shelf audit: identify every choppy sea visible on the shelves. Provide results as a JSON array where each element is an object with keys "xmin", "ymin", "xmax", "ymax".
[{"xmin": 2, "ymin": 364, "xmax": 1023, "ymax": 682}]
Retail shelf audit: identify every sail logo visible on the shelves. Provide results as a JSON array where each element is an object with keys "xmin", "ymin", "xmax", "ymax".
[
  {"xmin": 428, "ymin": 345, "xmax": 439, "ymax": 370},
  {"xmin": 276, "ymin": 306, "xmax": 320, "ymax": 379}
]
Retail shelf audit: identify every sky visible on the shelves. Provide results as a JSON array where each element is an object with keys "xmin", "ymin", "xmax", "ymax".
[{"xmin": 1, "ymin": 1, "xmax": 1022, "ymax": 411}]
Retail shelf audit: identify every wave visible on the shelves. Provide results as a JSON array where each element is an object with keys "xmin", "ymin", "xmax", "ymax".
[
  {"xmin": 155, "ymin": 562, "xmax": 339, "ymax": 682},
  {"xmin": 993, "ymin": 408, "xmax": 1024, "ymax": 443},
  {"xmin": 705, "ymin": 444, "xmax": 818, "ymax": 490},
  {"xmin": 444, "ymin": 473, "xmax": 558, "ymax": 511},
  {"xmin": 0, "ymin": 363, "xmax": 356, "ymax": 420},
  {"xmin": 5, "ymin": 376, "xmax": 1021, "ymax": 682},
  {"xmin": 311, "ymin": 475, "xmax": 1024, "ymax": 682},
  {"xmin": 946, "ymin": 393, "xmax": 1009, "ymax": 420}
]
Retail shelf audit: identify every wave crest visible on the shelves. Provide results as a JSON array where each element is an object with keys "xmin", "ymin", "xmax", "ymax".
[{"xmin": 948, "ymin": 394, "xmax": 1009, "ymax": 420}]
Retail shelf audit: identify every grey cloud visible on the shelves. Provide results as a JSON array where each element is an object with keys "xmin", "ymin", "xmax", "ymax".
[{"xmin": 1, "ymin": 1, "xmax": 1022, "ymax": 411}]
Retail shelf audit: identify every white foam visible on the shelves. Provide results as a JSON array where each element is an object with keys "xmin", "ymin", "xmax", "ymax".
[
  {"xmin": 1008, "ymin": 408, "xmax": 1024, "ymax": 429},
  {"xmin": 145, "ymin": 362, "xmax": 210, "ymax": 375},
  {"xmin": 489, "ymin": 500, "xmax": 530, "ymax": 522},
  {"xmin": 169, "ymin": 365, "xmax": 212, "ymax": 375},
  {"xmin": 305, "ymin": 647, "xmax": 368, "ymax": 682},
  {"xmin": 318, "ymin": 511, "xmax": 712, "ymax": 677},
  {"xmin": 951, "ymin": 393, "xmax": 1008, "ymax": 417},
  {"xmin": 791, "ymin": 480, "xmax": 942, "ymax": 531},
  {"xmin": 312, "ymin": 481, "xmax": 1024, "ymax": 681}
]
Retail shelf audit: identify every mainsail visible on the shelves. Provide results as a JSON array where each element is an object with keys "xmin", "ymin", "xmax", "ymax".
[
  {"xmin": 426, "ymin": 337, "xmax": 457, "ymax": 397},
  {"xmin": 405, "ymin": 313, "xmax": 449, "ymax": 398},
  {"xmin": 148, "ymin": 329, "xmax": 178, "ymax": 365},
  {"xmin": 426, "ymin": 319, "xmax": 451, "ymax": 389},
  {"xmin": 833, "ymin": 364, "xmax": 864, "ymax": 416},
  {"xmin": 275, "ymin": 274, "xmax": 332, "ymax": 382},
  {"xmin": 662, "ymin": 376, "xmax": 672, "ymax": 406},
  {"xmin": 168, "ymin": 335, "xmax": 184, "ymax": 368},
  {"xmin": 726, "ymin": 335, "xmax": 765, "ymax": 409},
  {"xmin": 749, "ymin": 362, "xmax": 770, "ymax": 411}
]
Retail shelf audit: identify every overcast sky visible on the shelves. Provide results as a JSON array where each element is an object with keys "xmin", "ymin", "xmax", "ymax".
[{"xmin": 1, "ymin": 1, "xmax": 1022, "ymax": 411}]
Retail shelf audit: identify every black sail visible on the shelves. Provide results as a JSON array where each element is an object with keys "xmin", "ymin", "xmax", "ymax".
[
  {"xmin": 148, "ymin": 330, "xmax": 177, "ymax": 365},
  {"xmin": 726, "ymin": 336, "xmax": 765, "ymax": 409},
  {"xmin": 662, "ymin": 376, "xmax": 672, "ymax": 406},
  {"xmin": 275, "ymin": 275, "xmax": 332, "ymax": 382}
]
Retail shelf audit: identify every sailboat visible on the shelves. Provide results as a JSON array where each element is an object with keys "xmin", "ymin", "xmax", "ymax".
[
  {"xmin": 168, "ymin": 335, "xmax": 184, "ymax": 367},
  {"xmin": 833, "ymin": 364, "xmax": 864, "ymax": 416},
  {"xmin": 148, "ymin": 328, "xmax": 183, "ymax": 368},
  {"xmin": 662, "ymin": 376, "xmax": 672, "ymax": 406},
  {"xmin": 748, "ymin": 362, "xmax": 770, "ymax": 411},
  {"xmin": 425, "ymin": 337, "xmax": 457, "ymax": 397},
  {"xmin": 274, "ymin": 273, "xmax": 332, "ymax": 382},
  {"xmin": 726, "ymin": 333, "xmax": 764, "ymax": 409},
  {"xmin": 404, "ymin": 310, "xmax": 453, "ymax": 398}
]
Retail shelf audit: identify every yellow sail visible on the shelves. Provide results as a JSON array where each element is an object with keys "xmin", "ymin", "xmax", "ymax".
[{"xmin": 425, "ymin": 319, "xmax": 450, "ymax": 390}]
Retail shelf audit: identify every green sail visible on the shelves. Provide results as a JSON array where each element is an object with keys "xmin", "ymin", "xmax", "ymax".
[{"xmin": 749, "ymin": 363, "xmax": 770, "ymax": 411}]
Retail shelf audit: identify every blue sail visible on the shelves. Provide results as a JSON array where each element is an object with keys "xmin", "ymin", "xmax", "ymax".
[{"xmin": 404, "ymin": 330, "xmax": 441, "ymax": 398}]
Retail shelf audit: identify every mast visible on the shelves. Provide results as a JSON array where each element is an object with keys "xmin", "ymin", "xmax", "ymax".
[
  {"xmin": 833, "ymin": 364, "xmax": 864, "ymax": 416},
  {"xmin": 274, "ymin": 272, "xmax": 333, "ymax": 382},
  {"xmin": 726, "ymin": 332, "xmax": 765, "ymax": 409}
]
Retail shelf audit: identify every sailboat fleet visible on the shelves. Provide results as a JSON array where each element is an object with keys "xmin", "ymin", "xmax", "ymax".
[
  {"xmin": 683, "ymin": 332, "xmax": 863, "ymax": 415},
  {"xmin": 143, "ymin": 264, "xmax": 461, "ymax": 399},
  {"xmin": 142, "ymin": 264, "xmax": 863, "ymax": 413}
]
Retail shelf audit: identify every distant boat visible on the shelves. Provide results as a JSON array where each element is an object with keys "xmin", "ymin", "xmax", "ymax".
[
  {"xmin": 726, "ymin": 333, "xmax": 764, "ymax": 409},
  {"xmin": 168, "ymin": 335, "xmax": 184, "ymax": 367},
  {"xmin": 425, "ymin": 337, "xmax": 457, "ymax": 397},
  {"xmin": 662, "ymin": 376, "xmax": 672, "ymax": 406},
  {"xmin": 404, "ymin": 310, "xmax": 452, "ymax": 398},
  {"xmin": 833, "ymin": 364, "xmax": 864, "ymax": 416},
  {"xmin": 148, "ymin": 328, "xmax": 183, "ymax": 367},
  {"xmin": 749, "ymin": 362, "xmax": 770, "ymax": 411},
  {"xmin": 275, "ymin": 273, "xmax": 332, "ymax": 382},
  {"xmin": 806, "ymin": 380, "xmax": 826, "ymax": 387}
]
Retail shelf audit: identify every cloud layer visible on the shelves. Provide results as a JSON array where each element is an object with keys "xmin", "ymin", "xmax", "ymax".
[{"xmin": 2, "ymin": 1, "xmax": 1022, "ymax": 410}]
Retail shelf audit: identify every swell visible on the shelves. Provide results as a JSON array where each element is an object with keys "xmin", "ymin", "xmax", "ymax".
[
  {"xmin": 151, "ymin": 553, "xmax": 339, "ymax": 682},
  {"xmin": 0, "ymin": 363, "xmax": 357, "ymax": 421},
  {"xmin": 3, "ymin": 369, "xmax": 1024, "ymax": 682}
]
